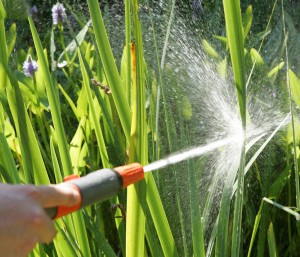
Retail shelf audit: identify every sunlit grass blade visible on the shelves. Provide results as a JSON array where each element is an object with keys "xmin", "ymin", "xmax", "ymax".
[
  {"xmin": 87, "ymin": 0, "xmax": 131, "ymax": 142},
  {"xmin": 54, "ymin": 223, "xmax": 81, "ymax": 257},
  {"xmin": 126, "ymin": 18, "xmax": 147, "ymax": 256},
  {"xmin": 215, "ymin": 158, "xmax": 240, "ymax": 257},
  {"xmin": 50, "ymin": 135, "xmax": 63, "ymax": 183},
  {"xmin": 28, "ymin": 16, "xmax": 73, "ymax": 176},
  {"xmin": 287, "ymin": 69, "xmax": 300, "ymax": 208},
  {"xmin": 0, "ymin": 1, "xmax": 7, "ymax": 91},
  {"xmin": 5, "ymin": 69, "xmax": 49, "ymax": 184},
  {"xmin": 146, "ymin": 174, "xmax": 179, "ymax": 257},
  {"xmin": 267, "ymin": 222, "xmax": 278, "ymax": 257},
  {"xmin": 222, "ymin": 1, "xmax": 247, "ymax": 256},
  {"xmin": 231, "ymin": 113, "xmax": 291, "ymax": 196},
  {"xmin": 78, "ymin": 50, "xmax": 110, "ymax": 167},
  {"xmin": 187, "ymin": 161, "xmax": 205, "ymax": 257},
  {"xmin": 247, "ymin": 201, "xmax": 263, "ymax": 257},
  {"xmin": 124, "ymin": 0, "xmax": 131, "ymax": 104},
  {"xmin": 281, "ymin": 0, "xmax": 300, "ymax": 208},
  {"xmin": 29, "ymin": 15, "xmax": 92, "ymax": 257},
  {"xmin": 155, "ymin": 0, "xmax": 176, "ymax": 160},
  {"xmin": 263, "ymin": 197, "xmax": 300, "ymax": 221},
  {"xmin": 0, "ymin": 117, "xmax": 20, "ymax": 183},
  {"xmin": 58, "ymin": 84, "xmax": 80, "ymax": 120},
  {"xmin": 83, "ymin": 213, "xmax": 118, "ymax": 257},
  {"xmin": 6, "ymin": 23, "xmax": 16, "ymax": 56},
  {"xmin": 223, "ymin": 0, "xmax": 246, "ymax": 122}
]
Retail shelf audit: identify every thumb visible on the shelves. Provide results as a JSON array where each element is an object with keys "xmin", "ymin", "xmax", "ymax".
[{"xmin": 38, "ymin": 184, "xmax": 81, "ymax": 208}]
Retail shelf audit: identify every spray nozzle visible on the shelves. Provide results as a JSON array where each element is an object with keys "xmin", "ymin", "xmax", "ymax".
[
  {"xmin": 45, "ymin": 163, "xmax": 144, "ymax": 219},
  {"xmin": 114, "ymin": 162, "xmax": 144, "ymax": 188}
]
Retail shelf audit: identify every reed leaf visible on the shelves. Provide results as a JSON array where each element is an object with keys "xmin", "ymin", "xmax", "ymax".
[
  {"xmin": 78, "ymin": 50, "xmax": 110, "ymax": 167},
  {"xmin": 6, "ymin": 68, "xmax": 49, "ymax": 184},
  {"xmin": 267, "ymin": 222, "xmax": 278, "ymax": 257},
  {"xmin": 29, "ymin": 15, "xmax": 92, "ymax": 257},
  {"xmin": 0, "ymin": 110, "xmax": 20, "ymax": 183},
  {"xmin": 188, "ymin": 160, "xmax": 205, "ymax": 257},
  {"xmin": 87, "ymin": 0, "xmax": 131, "ymax": 142},
  {"xmin": 124, "ymin": 0, "xmax": 132, "ymax": 104},
  {"xmin": 222, "ymin": 1, "xmax": 247, "ymax": 256},
  {"xmin": 223, "ymin": 0, "xmax": 246, "ymax": 122},
  {"xmin": 0, "ymin": 18, "xmax": 19, "ymax": 182},
  {"xmin": 146, "ymin": 174, "xmax": 179, "ymax": 257},
  {"xmin": 247, "ymin": 201, "xmax": 263, "ymax": 257},
  {"xmin": 126, "ymin": 15, "xmax": 147, "ymax": 255},
  {"xmin": 283, "ymin": 0, "xmax": 300, "ymax": 208},
  {"xmin": 28, "ymin": 16, "xmax": 73, "ymax": 176}
]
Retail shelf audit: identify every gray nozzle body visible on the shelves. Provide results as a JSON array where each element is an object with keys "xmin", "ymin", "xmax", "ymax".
[
  {"xmin": 45, "ymin": 168, "xmax": 123, "ymax": 219},
  {"xmin": 73, "ymin": 168, "xmax": 122, "ymax": 207}
]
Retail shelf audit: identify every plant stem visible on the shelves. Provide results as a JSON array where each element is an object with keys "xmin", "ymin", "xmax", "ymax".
[
  {"xmin": 281, "ymin": 0, "xmax": 300, "ymax": 209},
  {"xmin": 223, "ymin": 1, "xmax": 246, "ymax": 256}
]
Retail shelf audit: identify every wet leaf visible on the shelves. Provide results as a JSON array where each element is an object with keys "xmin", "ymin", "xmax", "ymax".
[
  {"xmin": 181, "ymin": 96, "xmax": 192, "ymax": 120},
  {"xmin": 250, "ymin": 48, "xmax": 264, "ymax": 65},
  {"xmin": 288, "ymin": 69, "xmax": 300, "ymax": 109},
  {"xmin": 57, "ymin": 20, "xmax": 92, "ymax": 68},
  {"xmin": 6, "ymin": 23, "xmax": 16, "ymax": 56},
  {"xmin": 242, "ymin": 5, "xmax": 253, "ymax": 40},
  {"xmin": 202, "ymin": 39, "xmax": 220, "ymax": 60},
  {"xmin": 267, "ymin": 62, "xmax": 284, "ymax": 78}
]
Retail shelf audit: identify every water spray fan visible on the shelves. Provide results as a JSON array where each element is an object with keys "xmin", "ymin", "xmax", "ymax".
[{"xmin": 45, "ymin": 163, "xmax": 144, "ymax": 219}]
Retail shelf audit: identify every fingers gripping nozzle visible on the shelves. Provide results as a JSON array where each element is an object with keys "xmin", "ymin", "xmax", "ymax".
[{"xmin": 46, "ymin": 163, "xmax": 144, "ymax": 219}]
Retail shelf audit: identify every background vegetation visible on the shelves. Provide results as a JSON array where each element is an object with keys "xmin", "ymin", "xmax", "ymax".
[{"xmin": 0, "ymin": 0, "xmax": 300, "ymax": 256}]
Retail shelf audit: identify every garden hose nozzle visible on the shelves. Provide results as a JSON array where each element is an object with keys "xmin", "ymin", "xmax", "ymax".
[{"xmin": 45, "ymin": 163, "xmax": 144, "ymax": 219}]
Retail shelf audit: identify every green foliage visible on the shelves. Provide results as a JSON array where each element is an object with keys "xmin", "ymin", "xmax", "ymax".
[{"xmin": 0, "ymin": 0, "xmax": 299, "ymax": 257}]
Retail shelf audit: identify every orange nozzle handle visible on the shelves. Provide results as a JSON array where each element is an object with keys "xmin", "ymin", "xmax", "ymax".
[{"xmin": 114, "ymin": 163, "xmax": 144, "ymax": 188}]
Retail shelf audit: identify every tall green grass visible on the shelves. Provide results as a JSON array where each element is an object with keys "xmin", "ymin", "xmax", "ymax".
[{"xmin": 0, "ymin": 0, "xmax": 299, "ymax": 256}]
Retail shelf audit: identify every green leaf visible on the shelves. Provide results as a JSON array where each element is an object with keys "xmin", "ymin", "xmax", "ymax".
[
  {"xmin": 247, "ymin": 202, "xmax": 263, "ymax": 257},
  {"xmin": 223, "ymin": 0, "xmax": 246, "ymax": 122},
  {"xmin": 0, "ymin": 1, "xmax": 6, "ymax": 19},
  {"xmin": 222, "ymin": 1, "xmax": 247, "ymax": 257},
  {"xmin": 250, "ymin": 48, "xmax": 264, "ymax": 65},
  {"xmin": 214, "ymin": 35, "xmax": 227, "ymax": 43},
  {"xmin": 78, "ymin": 50, "xmax": 110, "ymax": 167},
  {"xmin": 6, "ymin": 69, "xmax": 49, "ymax": 184},
  {"xmin": 286, "ymin": 118, "xmax": 300, "ymax": 145},
  {"xmin": 288, "ymin": 69, "xmax": 300, "ymax": 109},
  {"xmin": 6, "ymin": 23, "xmax": 16, "ymax": 56},
  {"xmin": 217, "ymin": 58, "xmax": 227, "ymax": 79},
  {"xmin": 188, "ymin": 161, "xmax": 205, "ymax": 257},
  {"xmin": 87, "ymin": 0, "xmax": 131, "ymax": 142},
  {"xmin": 202, "ymin": 39, "xmax": 220, "ymax": 60},
  {"xmin": 267, "ymin": 222, "xmax": 278, "ymax": 257},
  {"xmin": 181, "ymin": 96, "xmax": 192, "ymax": 120},
  {"xmin": 29, "ymin": 15, "xmax": 92, "ymax": 257},
  {"xmin": 29, "ymin": 16, "xmax": 73, "ymax": 176},
  {"xmin": 69, "ymin": 117, "xmax": 87, "ymax": 174},
  {"xmin": 50, "ymin": 135, "xmax": 63, "ymax": 183},
  {"xmin": 146, "ymin": 174, "xmax": 179, "ymax": 257},
  {"xmin": 57, "ymin": 20, "xmax": 92, "ymax": 68},
  {"xmin": 126, "ymin": 4, "xmax": 147, "ymax": 255},
  {"xmin": 0, "ymin": 110, "xmax": 20, "ymax": 184},
  {"xmin": 2, "ymin": 0, "xmax": 27, "ymax": 20},
  {"xmin": 242, "ymin": 5, "xmax": 253, "ymax": 39},
  {"xmin": 267, "ymin": 62, "xmax": 284, "ymax": 78}
]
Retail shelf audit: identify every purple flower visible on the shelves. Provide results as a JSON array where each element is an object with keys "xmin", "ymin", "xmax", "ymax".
[
  {"xmin": 23, "ymin": 55, "xmax": 38, "ymax": 77},
  {"xmin": 30, "ymin": 5, "xmax": 38, "ymax": 15},
  {"xmin": 52, "ymin": 3, "xmax": 66, "ymax": 25}
]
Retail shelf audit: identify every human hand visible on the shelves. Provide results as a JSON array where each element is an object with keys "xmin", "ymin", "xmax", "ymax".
[{"xmin": 0, "ymin": 183, "xmax": 80, "ymax": 257}]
